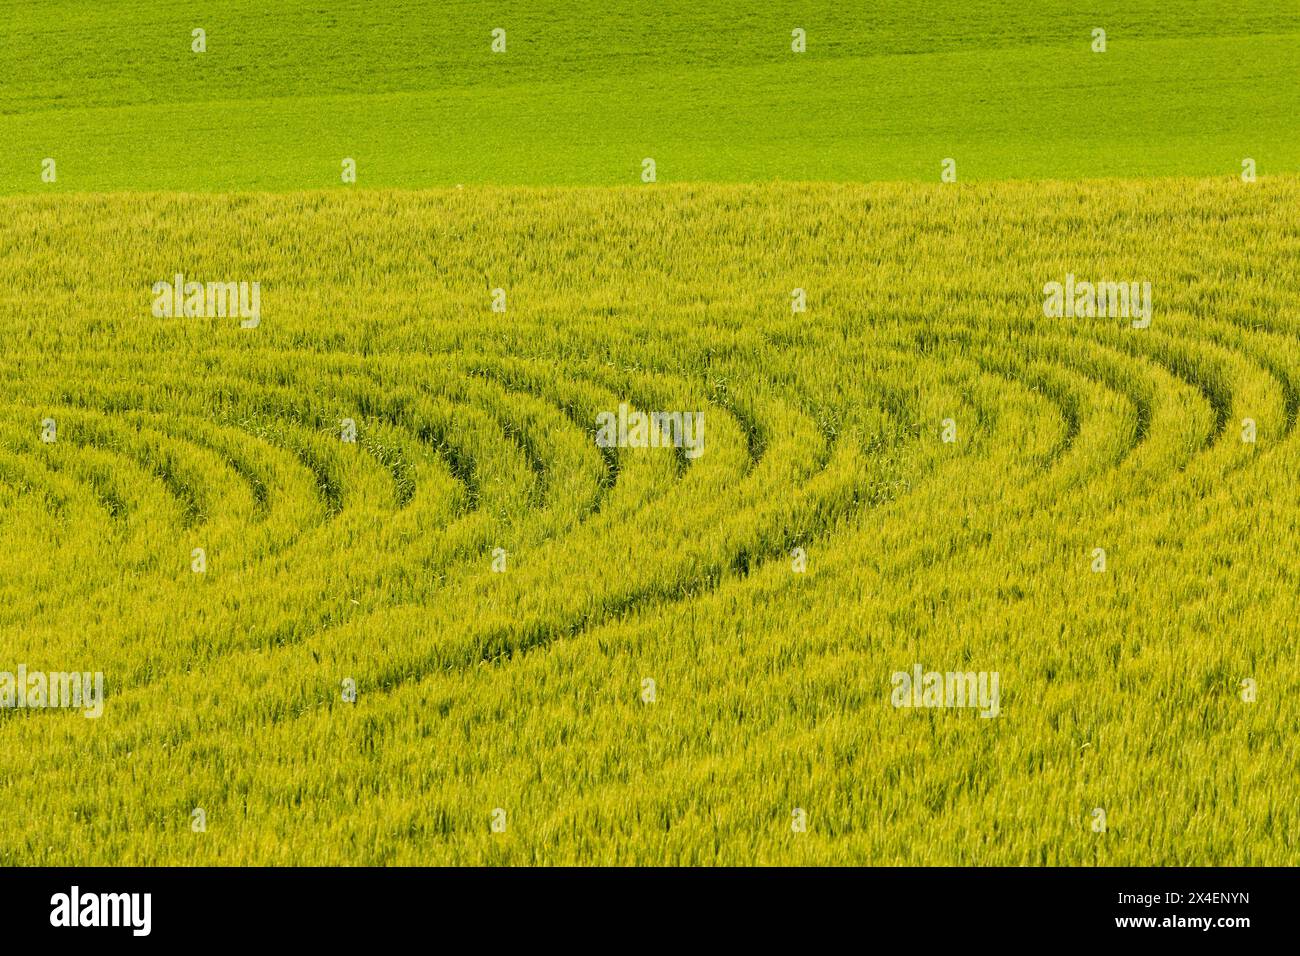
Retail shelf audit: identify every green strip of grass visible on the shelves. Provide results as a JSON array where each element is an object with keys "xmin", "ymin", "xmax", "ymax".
[{"xmin": 1, "ymin": 1, "xmax": 1296, "ymax": 192}]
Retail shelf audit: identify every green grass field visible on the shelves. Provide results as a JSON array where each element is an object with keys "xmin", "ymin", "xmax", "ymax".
[
  {"xmin": 0, "ymin": 2, "xmax": 1297, "ymax": 866},
  {"xmin": 2, "ymin": 0, "xmax": 1298, "ymax": 191}
]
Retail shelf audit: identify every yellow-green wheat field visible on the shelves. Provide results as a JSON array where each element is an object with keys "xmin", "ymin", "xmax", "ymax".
[{"xmin": 0, "ymin": 177, "xmax": 1297, "ymax": 864}]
